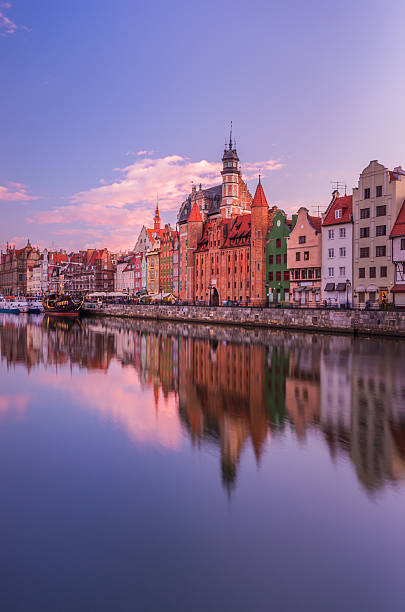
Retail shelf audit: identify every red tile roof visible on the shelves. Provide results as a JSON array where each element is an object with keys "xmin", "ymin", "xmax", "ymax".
[
  {"xmin": 322, "ymin": 195, "xmax": 352, "ymax": 227},
  {"xmin": 251, "ymin": 181, "xmax": 268, "ymax": 208},
  {"xmin": 308, "ymin": 215, "xmax": 322, "ymax": 231},
  {"xmin": 222, "ymin": 214, "xmax": 251, "ymax": 248},
  {"xmin": 390, "ymin": 200, "xmax": 405, "ymax": 238},
  {"xmin": 187, "ymin": 202, "xmax": 203, "ymax": 222}
]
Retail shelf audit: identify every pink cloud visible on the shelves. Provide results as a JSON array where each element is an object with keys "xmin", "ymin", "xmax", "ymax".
[
  {"xmin": 0, "ymin": 3, "xmax": 28, "ymax": 35},
  {"xmin": 31, "ymin": 152, "xmax": 283, "ymax": 251},
  {"xmin": 0, "ymin": 182, "xmax": 37, "ymax": 202}
]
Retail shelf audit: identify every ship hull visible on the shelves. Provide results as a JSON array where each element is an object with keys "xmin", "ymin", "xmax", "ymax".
[{"xmin": 42, "ymin": 294, "xmax": 83, "ymax": 316}]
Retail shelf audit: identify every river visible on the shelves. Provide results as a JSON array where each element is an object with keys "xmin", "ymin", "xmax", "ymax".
[{"xmin": 0, "ymin": 314, "xmax": 404, "ymax": 611}]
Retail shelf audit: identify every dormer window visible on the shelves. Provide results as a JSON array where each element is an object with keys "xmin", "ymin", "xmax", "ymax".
[{"xmin": 335, "ymin": 209, "xmax": 342, "ymax": 219}]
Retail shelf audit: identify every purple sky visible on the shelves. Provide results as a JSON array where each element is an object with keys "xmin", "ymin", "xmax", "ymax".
[{"xmin": 1, "ymin": 0, "xmax": 405, "ymax": 252}]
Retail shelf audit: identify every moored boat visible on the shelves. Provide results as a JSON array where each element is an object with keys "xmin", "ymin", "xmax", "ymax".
[
  {"xmin": 0, "ymin": 297, "xmax": 21, "ymax": 314},
  {"xmin": 42, "ymin": 293, "xmax": 83, "ymax": 316}
]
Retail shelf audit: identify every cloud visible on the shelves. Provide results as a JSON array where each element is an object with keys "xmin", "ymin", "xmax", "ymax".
[
  {"xmin": 32, "ymin": 152, "xmax": 283, "ymax": 251},
  {"xmin": 0, "ymin": 3, "xmax": 28, "ymax": 35},
  {"xmin": 0, "ymin": 182, "xmax": 37, "ymax": 201}
]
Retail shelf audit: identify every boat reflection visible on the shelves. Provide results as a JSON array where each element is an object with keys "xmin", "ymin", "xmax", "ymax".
[{"xmin": 1, "ymin": 313, "xmax": 405, "ymax": 494}]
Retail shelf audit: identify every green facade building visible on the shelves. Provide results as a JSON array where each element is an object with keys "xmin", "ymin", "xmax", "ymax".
[{"xmin": 266, "ymin": 210, "xmax": 296, "ymax": 305}]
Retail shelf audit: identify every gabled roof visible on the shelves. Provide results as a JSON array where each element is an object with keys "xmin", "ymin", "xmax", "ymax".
[
  {"xmin": 251, "ymin": 180, "xmax": 268, "ymax": 208},
  {"xmin": 390, "ymin": 200, "xmax": 405, "ymax": 238},
  {"xmin": 322, "ymin": 195, "xmax": 353, "ymax": 227},
  {"xmin": 222, "ymin": 214, "xmax": 251, "ymax": 248},
  {"xmin": 188, "ymin": 202, "xmax": 203, "ymax": 223}
]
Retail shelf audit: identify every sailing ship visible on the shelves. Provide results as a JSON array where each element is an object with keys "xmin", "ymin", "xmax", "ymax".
[{"xmin": 42, "ymin": 293, "xmax": 83, "ymax": 316}]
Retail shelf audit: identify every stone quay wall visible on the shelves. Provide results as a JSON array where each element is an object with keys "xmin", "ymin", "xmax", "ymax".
[{"xmin": 84, "ymin": 305, "xmax": 405, "ymax": 337}]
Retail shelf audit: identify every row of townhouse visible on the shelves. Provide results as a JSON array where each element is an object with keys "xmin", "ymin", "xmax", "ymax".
[
  {"xmin": 115, "ymin": 202, "xmax": 180, "ymax": 297},
  {"xmin": 265, "ymin": 160, "xmax": 405, "ymax": 308},
  {"xmin": 172, "ymin": 135, "xmax": 405, "ymax": 308}
]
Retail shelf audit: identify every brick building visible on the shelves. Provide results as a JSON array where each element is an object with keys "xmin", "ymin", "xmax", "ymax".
[
  {"xmin": 178, "ymin": 135, "xmax": 252, "ymax": 303},
  {"xmin": 0, "ymin": 240, "xmax": 40, "ymax": 296}
]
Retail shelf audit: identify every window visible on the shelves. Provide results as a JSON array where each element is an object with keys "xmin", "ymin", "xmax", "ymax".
[
  {"xmin": 376, "ymin": 245, "xmax": 386, "ymax": 257},
  {"xmin": 359, "ymin": 268, "xmax": 365, "ymax": 278},
  {"xmin": 276, "ymin": 271, "xmax": 281, "ymax": 281},
  {"xmin": 358, "ymin": 292, "xmax": 365, "ymax": 303},
  {"xmin": 308, "ymin": 269, "xmax": 313, "ymax": 279},
  {"xmin": 296, "ymin": 252, "xmax": 301, "ymax": 261},
  {"xmin": 339, "ymin": 267, "xmax": 345, "ymax": 276},
  {"xmin": 339, "ymin": 247, "xmax": 346, "ymax": 257},
  {"xmin": 401, "ymin": 238, "xmax": 405, "ymax": 250},
  {"xmin": 360, "ymin": 227, "xmax": 370, "ymax": 238},
  {"xmin": 364, "ymin": 188, "xmax": 370, "ymax": 199},
  {"xmin": 369, "ymin": 267, "xmax": 376, "ymax": 278},
  {"xmin": 295, "ymin": 270, "xmax": 300, "ymax": 280},
  {"xmin": 304, "ymin": 251, "xmax": 309, "ymax": 260},
  {"xmin": 339, "ymin": 227, "xmax": 346, "ymax": 238},
  {"xmin": 269, "ymin": 255, "xmax": 273, "ymax": 264},
  {"xmin": 299, "ymin": 236, "xmax": 306, "ymax": 244},
  {"xmin": 376, "ymin": 185, "xmax": 382, "ymax": 197},
  {"xmin": 284, "ymin": 254, "xmax": 287, "ymax": 264},
  {"xmin": 376, "ymin": 225, "xmax": 386, "ymax": 236},
  {"xmin": 328, "ymin": 248, "xmax": 334, "ymax": 258},
  {"xmin": 284, "ymin": 271, "xmax": 289, "ymax": 281},
  {"xmin": 360, "ymin": 247, "xmax": 369, "ymax": 258},
  {"xmin": 360, "ymin": 208, "xmax": 370, "ymax": 219},
  {"xmin": 380, "ymin": 266, "xmax": 387, "ymax": 277},
  {"xmin": 276, "ymin": 254, "xmax": 281, "ymax": 264},
  {"xmin": 335, "ymin": 209, "xmax": 342, "ymax": 219},
  {"xmin": 301, "ymin": 269, "xmax": 307, "ymax": 279},
  {"xmin": 316, "ymin": 269, "xmax": 321, "ymax": 278},
  {"xmin": 376, "ymin": 205, "xmax": 386, "ymax": 217},
  {"xmin": 276, "ymin": 238, "xmax": 281, "ymax": 248},
  {"xmin": 328, "ymin": 267, "xmax": 334, "ymax": 277},
  {"xmin": 328, "ymin": 229, "xmax": 334, "ymax": 239}
]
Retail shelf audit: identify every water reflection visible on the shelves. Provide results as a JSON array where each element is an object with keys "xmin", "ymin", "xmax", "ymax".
[{"xmin": 1, "ymin": 313, "xmax": 405, "ymax": 494}]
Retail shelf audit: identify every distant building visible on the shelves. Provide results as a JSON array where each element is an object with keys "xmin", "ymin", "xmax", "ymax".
[
  {"xmin": 145, "ymin": 241, "xmax": 160, "ymax": 295},
  {"xmin": 159, "ymin": 225, "xmax": 178, "ymax": 295},
  {"xmin": 352, "ymin": 161, "xmax": 405, "ymax": 306},
  {"xmin": 321, "ymin": 191, "xmax": 353, "ymax": 307},
  {"xmin": 0, "ymin": 240, "xmax": 40, "ymax": 295},
  {"xmin": 115, "ymin": 255, "xmax": 132, "ymax": 292},
  {"xmin": 287, "ymin": 208, "xmax": 322, "ymax": 306}
]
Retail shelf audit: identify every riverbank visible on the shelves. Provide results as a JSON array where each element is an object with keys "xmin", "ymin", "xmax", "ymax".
[{"xmin": 83, "ymin": 304, "xmax": 405, "ymax": 337}]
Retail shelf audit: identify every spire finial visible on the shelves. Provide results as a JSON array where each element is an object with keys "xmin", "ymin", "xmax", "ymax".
[
  {"xmin": 229, "ymin": 121, "xmax": 233, "ymax": 150},
  {"xmin": 258, "ymin": 169, "xmax": 261, "ymax": 185}
]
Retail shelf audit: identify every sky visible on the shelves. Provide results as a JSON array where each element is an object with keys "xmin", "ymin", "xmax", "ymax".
[{"xmin": 1, "ymin": 0, "xmax": 405, "ymax": 252}]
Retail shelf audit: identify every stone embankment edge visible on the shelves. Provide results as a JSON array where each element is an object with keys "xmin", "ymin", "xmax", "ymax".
[{"xmin": 83, "ymin": 306, "xmax": 405, "ymax": 338}]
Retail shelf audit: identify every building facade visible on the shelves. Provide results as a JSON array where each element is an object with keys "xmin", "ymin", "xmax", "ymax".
[
  {"xmin": 159, "ymin": 225, "xmax": 177, "ymax": 295},
  {"xmin": 0, "ymin": 241, "xmax": 40, "ymax": 296},
  {"xmin": 353, "ymin": 161, "xmax": 405, "ymax": 306},
  {"xmin": 321, "ymin": 192, "xmax": 353, "ymax": 307},
  {"xmin": 287, "ymin": 208, "xmax": 322, "ymax": 306},
  {"xmin": 266, "ymin": 210, "xmax": 295, "ymax": 305},
  {"xmin": 390, "ymin": 200, "xmax": 405, "ymax": 307}
]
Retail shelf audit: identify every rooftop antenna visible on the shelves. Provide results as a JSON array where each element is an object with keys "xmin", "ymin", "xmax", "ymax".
[
  {"xmin": 312, "ymin": 204, "xmax": 325, "ymax": 217},
  {"xmin": 330, "ymin": 180, "xmax": 346, "ymax": 194}
]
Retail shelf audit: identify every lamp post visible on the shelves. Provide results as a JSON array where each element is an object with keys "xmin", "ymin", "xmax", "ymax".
[
  {"xmin": 265, "ymin": 281, "xmax": 270, "ymax": 307},
  {"xmin": 346, "ymin": 278, "xmax": 351, "ymax": 309}
]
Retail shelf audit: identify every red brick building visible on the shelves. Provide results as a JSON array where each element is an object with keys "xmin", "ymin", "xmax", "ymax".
[
  {"xmin": 180, "ymin": 165, "xmax": 275, "ymax": 305},
  {"xmin": 178, "ymin": 135, "xmax": 253, "ymax": 302}
]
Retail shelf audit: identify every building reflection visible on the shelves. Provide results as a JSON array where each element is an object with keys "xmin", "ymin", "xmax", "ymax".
[{"xmin": 1, "ymin": 313, "xmax": 405, "ymax": 494}]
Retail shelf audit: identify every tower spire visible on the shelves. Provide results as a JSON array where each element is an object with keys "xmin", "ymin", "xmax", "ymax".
[
  {"xmin": 154, "ymin": 194, "xmax": 161, "ymax": 231},
  {"xmin": 229, "ymin": 121, "xmax": 233, "ymax": 150}
]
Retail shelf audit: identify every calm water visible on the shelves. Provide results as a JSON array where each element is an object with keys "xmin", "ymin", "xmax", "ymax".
[{"xmin": 0, "ymin": 314, "xmax": 405, "ymax": 611}]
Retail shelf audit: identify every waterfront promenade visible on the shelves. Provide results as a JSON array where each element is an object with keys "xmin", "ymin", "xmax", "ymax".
[{"xmin": 84, "ymin": 303, "xmax": 405, "ymax": 337}]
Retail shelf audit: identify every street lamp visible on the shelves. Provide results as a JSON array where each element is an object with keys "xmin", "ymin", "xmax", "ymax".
[{"xmin": 346, "ymin": 278, "xmax": 351, "ymax": 309}]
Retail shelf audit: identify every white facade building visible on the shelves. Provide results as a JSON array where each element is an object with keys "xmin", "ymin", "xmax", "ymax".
[
  {"xmin": 390, "ymin": 200, "xmax": 405, "ymax": 307},
  {"xmin": 321, "ymin": 192, "xmax": 353, "ymax": 306}
]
